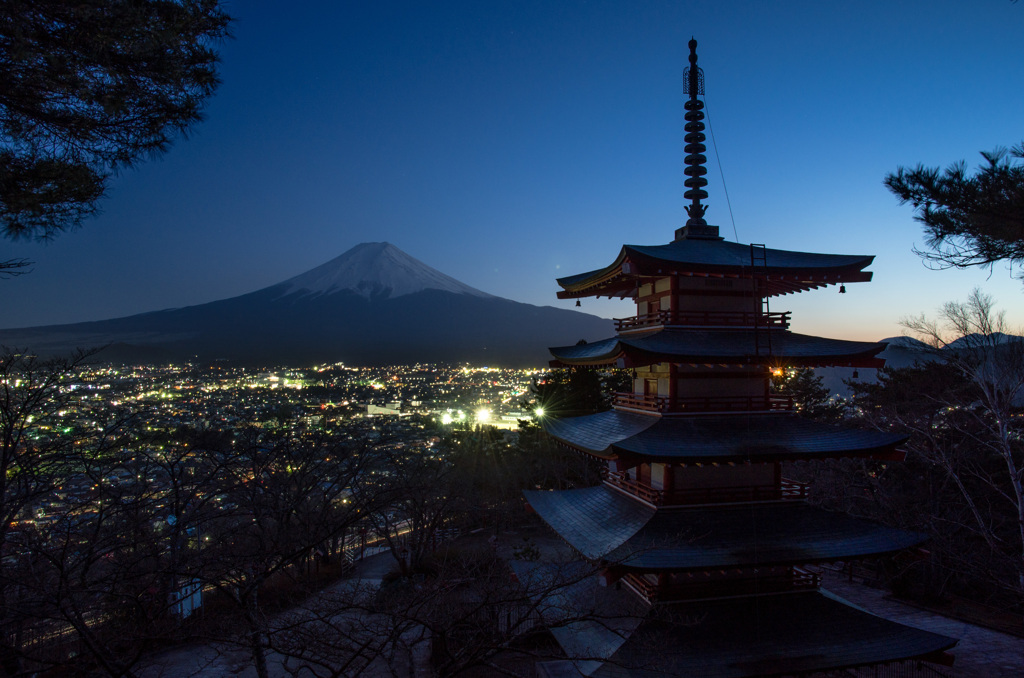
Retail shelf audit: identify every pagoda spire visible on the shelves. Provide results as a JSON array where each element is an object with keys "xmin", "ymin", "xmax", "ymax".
[{"xmin": 676, "ymin": 38, "xmax": 720, "ymax": 240}]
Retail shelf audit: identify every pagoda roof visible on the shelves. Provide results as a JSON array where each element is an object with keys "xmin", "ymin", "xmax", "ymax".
[
  {"xmin": 578, "ymin": 591, "xmax": 955, "ymax": 678},
  {"xmin": 543, "ymin": 410, "xmax": 906, "ymax": 463},
  {"xmin": 550, "ymin": 329, "xmax": 886, "ymax": 368},
  {"xmin": 524, "ymin": 485, "xmax": 924, "ymax": 570},
  {"xmin": 556, "ymin": 239, "xmax": 875, "ymax": 300},
  {"xmin": 513, "ymin": 562, "xmax": 956, "ymax": 678}
]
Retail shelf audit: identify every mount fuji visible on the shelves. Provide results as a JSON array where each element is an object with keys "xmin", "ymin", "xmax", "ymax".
[
  {"xmin": 279, "ymin": 242, "xmax": 494, "ymax": 300},
  {"xmin": 0, "ymin": 243, "xmax": 611, "ymax": 366}
]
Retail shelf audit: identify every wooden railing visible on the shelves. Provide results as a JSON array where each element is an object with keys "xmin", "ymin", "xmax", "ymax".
[
  {"xmin": 602, "ymin": 469, "xmax": 808, "ymax": 506},
  {"xmin": 622, "ymin": 567, "xmax": 821, "ymax": 603},
  {"xmin": 613, "ymin": 392, "xmax": 670, "ymax": 413},
  {"xmin": 613, "ymin": 392, "xmax": 794, "ymax": 414},
  {"xmin": 601, "ymin": 469, "xmax": 663, "ymax": 504},
  {"xmin": 615, "ymin": 310, "xmax": 791, "ymax": 332}
]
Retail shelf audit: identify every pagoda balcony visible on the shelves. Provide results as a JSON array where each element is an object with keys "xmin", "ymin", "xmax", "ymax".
[
  {"xmin": 621, "ymin": 567, "xmax": 821, "ymax": 604},
  {"xmin": 614, "ymin": 309, "xmax": 791, "ymax": 332},
  {"xmin": 602, "ymin": 469, "xmax": 809, "ymax": 506},
  {"xmin": 613, "ymin": 392, "xmax": 794, "ymax": 414}
]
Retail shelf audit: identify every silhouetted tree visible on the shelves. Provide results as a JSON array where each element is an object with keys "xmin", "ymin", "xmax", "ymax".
[
  {"xmin": 0, "ymin": 349, "xmax": 90, "ymax": 672},
  {"xmin": 900, "ymin": 290, "xmax": 1024, "ymax": 598},
  {"xmin": 528, "ymin": 367, "xmax": 627, "ymax": 419},
  {"xmin": 0, "ymin": 348, "xmax": 151, "ymax": 676},
  {"xmin": 365, "ymin": 450, "xmax": 465, "ymax": 578},
  {"xmin": 885, "ymin": 143, "xmax": 1024, "ymax": 282},
  {"xmin": 444, "ymin": 425, "xmax": 598, "ymax": 534},
  {"xmin": 1, "ymin": 0, "xmax": 231, "ymax": 240},
  {"xmin": 262, "ymin": 544, "xmax": 624, "ymax": 677},
  {"xmin": 197, "ymin": 430, "xmax": 373, "ymax": 678},
  {"xmin": 771, "ymin": 367, "xmax": 846, "ymax": 423},
  {"xmin": 827, "ymin": 291, "xmax": 1024, "ymax": 606},
  {"xmin": 0, "ymin": 260, "xmax": 29, "ymax": 279}
]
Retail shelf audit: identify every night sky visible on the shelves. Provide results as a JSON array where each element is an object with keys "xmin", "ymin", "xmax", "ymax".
[{"xmin": 3, "ymin": 0, "xmax": 1023, "ymax": 342}]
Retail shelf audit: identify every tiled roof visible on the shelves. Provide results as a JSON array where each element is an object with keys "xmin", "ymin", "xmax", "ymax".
[
  {"xmin": 519, "ymin": 561, "xmax": 956, "ymax": 678},
  {"xmin": 524, "ymin": 485, "xmax": 925, "ymax": 569},
  {"xmin": 543, "ymin": 411, "xmax": 906, "ymax": 462},
  {"xmin": 524, "ymin": 486, "xmax": 656, "ymax": 560},
  {"xmin": 549, "ymin": 329, "xmax": 887, "ymax": 367},
  {"xmin": 543, "ymin": 410, "xmax": 656, "ymax": 456},
  {"xmin": 557, "ymin": 240, "xmax": 875, "ymax": 299},
  {"xmin": 590, "ymin": 591, "xmax": 956, "ymax": 678}
]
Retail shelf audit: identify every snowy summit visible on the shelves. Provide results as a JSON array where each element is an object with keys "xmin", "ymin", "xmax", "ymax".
[{"xmin": 280, "ymin": 242, "xmax": 493, "ymax": 300}]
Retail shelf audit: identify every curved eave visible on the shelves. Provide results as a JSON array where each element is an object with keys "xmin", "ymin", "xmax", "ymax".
[
  {"xmin": 542, "ymin": 410, "xmax": 907, "ymax": 463},
  {"xmin": 556, "ymin": 241, "xmax": 876, "ymax": 299},
  {"xmin": 513, "ymin": 564, "xmax": 958, "ymax": 678},
  {"xmin": 550, "ymin": 330, "xmax": 888, "ymax": 369},
  {"xmin": 607, "ymin": 502, "xmax": 927, "ymax": 572},
  {"xmin": 543, "ymin": 409, "xmax": 657, "ymax": 458},
  {"xmin": 555, "ymin": 247, "xmax": 632, "ymax": 299},
  {"xmin": 523, "ymin": 485, "xmax": 927, "ymax": 570},
  {"xmin": 593, "ymin": 591, "xmax": 957, "ymax": 678}
]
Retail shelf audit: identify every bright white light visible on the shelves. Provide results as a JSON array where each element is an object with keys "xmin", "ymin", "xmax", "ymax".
[
  {"xmin": 441, "ymin": 413, "xmax": 453, "ymax": 424},
  {"xmin": 476, "ymin": 408, "xmax": 491, "ymax": 422},
  {"xmin": 535, "ymin": 407, "xmax": 545, "ymax": 418}
]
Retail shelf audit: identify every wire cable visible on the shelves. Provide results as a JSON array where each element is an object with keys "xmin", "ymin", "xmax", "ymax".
[{"xmin": 703, "ymin": 95, "xmax": 739, "ymax": 242}]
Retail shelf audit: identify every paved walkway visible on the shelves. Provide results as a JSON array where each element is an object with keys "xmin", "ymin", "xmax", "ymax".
[{"xmin": 138, "ymin": 550, "xmax": 422, "ymax": 678}]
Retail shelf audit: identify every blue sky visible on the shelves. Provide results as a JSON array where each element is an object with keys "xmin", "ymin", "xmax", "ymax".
[{"xmin": 3, "ymin": 0, "xmax": 1023, "ymax": 342}]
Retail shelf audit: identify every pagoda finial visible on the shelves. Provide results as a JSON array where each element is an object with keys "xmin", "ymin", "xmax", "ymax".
[{"xmin": 677, "ymin": 38, "xmax": 719, "ymax": 240}]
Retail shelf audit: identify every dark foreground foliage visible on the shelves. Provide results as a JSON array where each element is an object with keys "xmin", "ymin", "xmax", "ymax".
[{"xmin": 0, "ymin": 0, "xmax": 231, "ymax": 240}]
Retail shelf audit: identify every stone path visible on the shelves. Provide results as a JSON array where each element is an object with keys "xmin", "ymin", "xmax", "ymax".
[{"xmin": 138, "ymin": 550, "xmax": 426, "ymax": 678}]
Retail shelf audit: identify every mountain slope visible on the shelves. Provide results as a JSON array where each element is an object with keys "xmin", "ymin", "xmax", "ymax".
[
  {"xmin": 0, "ymin": 243, "xmax": 610, "ymax": 367},
  {"xmin": 279, "ymin": 242, "xmax": 493, "ymax": 299}
]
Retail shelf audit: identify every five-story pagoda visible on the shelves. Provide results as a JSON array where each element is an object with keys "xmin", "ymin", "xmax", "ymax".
[{"xmin": 522, "ymin": 39, "xmax": 957, "ymax": 678}]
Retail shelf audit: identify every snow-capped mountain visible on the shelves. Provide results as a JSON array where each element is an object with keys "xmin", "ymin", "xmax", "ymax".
[
  {"xmin": 0, "ymin": 243, "xmax": 610, "ymax": 367},
  {"xmin": 945, "ymin": 332, "xmax": 1023, "ymax": 350},
  {"xmin": 816, "ymin": 333, "xmax": 1024, "ymax": 398},
  {"xmin": 280, "ymin": 242, "xmax": 493, "ymax": 300}
]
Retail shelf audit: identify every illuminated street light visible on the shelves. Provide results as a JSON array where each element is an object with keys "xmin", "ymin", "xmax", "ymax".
[
  {"xmin": 535, "ymin": 407, "xmax": 545, "ymax": 418},
  {"xmin": 476, "ymin": 408, "xmax": 491, "ymax": 423}
]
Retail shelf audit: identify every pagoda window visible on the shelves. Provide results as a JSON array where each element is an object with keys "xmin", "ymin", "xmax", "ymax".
[
  {"xmin": 650, "ymin": 463, "xmax": 674, "ymax": 491},
  {"xmin": 673, "ymin": 464, "xmax": 775, "ymax": 493},
  {"xmin": 637, "ymin": 464, "xmax": 651, "ymax": 486},
  {"xmin": 676, "ymin": 291, "xmax": 752, "ymax": 313},
  {"xmin": 607, "ymin": 459, "xmax": 635, "ymax": 474},
  {"xmin": 676, "ymin": 376, "xmax": 762, "ymax": 399},
  {"xmin": 644, "ymin": 378, "xmax": 658, "ymax": 397},
  {"xmin": 637, "ymin": 295, "xmax": 669, "ymax": 317},
  {"xmin": 634, "ymin": 365, "xmax": 670, "ymax": 394},
  {"xmin": 667, "ymin": 366, "xmax": 769, "ymax": 411},
  {"xmin": 674, "ymin": 277, "xmax": 755, "ymax": 293}
]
